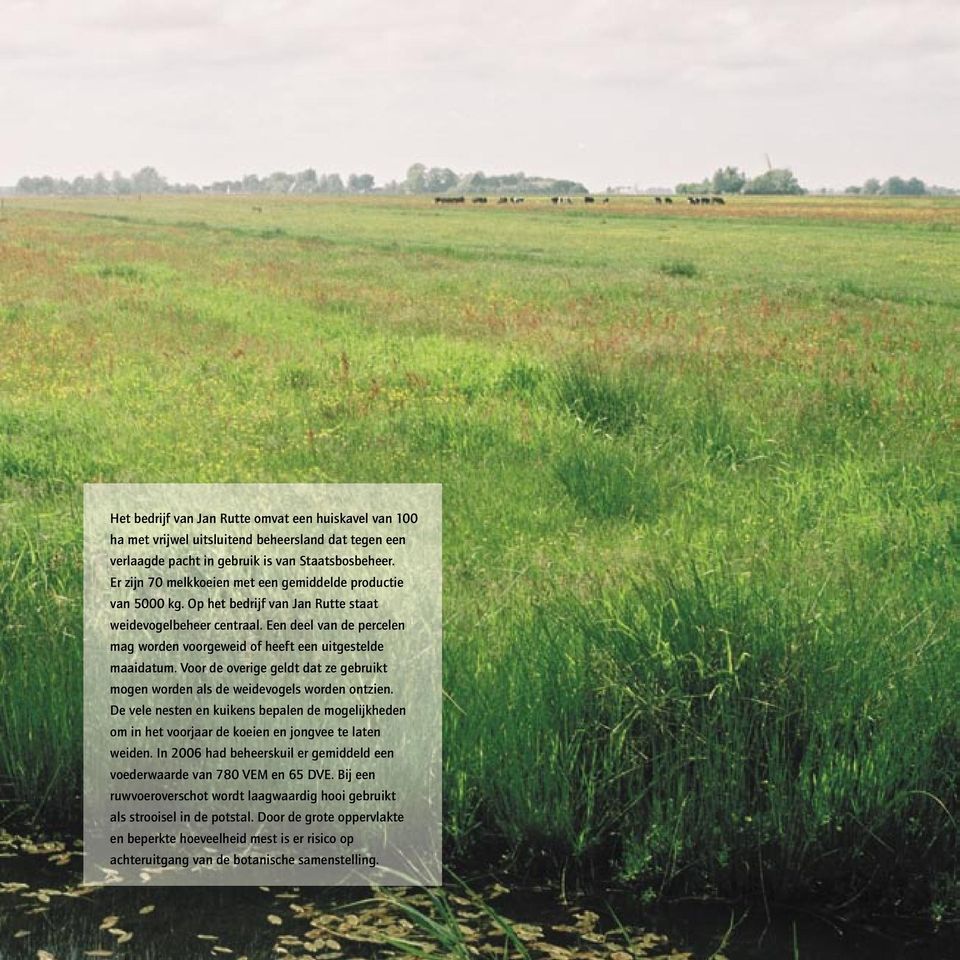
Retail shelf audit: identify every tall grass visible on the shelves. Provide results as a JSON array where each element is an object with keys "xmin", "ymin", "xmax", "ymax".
[
  {"xmin": 1, "ymin": 195, "xmax": 958, "ymax": 914},
  {"xmin": 0, "ymin": 521, "xmax": 82, "ymax": 821},
  {"xmin": 553, "ymin": 358, "xmax": 657, "ymax": 435},
  {"xmin": 444, "ymin": 565, "xmax": 959, "ymax": 903}
]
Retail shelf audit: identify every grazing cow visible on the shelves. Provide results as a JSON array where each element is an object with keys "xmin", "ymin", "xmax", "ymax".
[
  {"xmin": 664, "ymin": 197, "xmax": 673, "ymax": 204},
  {"xmin": 252, "ymin": 205, "xmax": 262, "ymax": 213},
  {"xmin": 511, "ymin": 197, "xmax": 524, "ymax": 203},
  {"xmin": 472, "ymin": 196, "xmax": 488, "ymax": 204},
  {"xmin": 602, "ymin": 197, "xmax": 609, "ymax": 203},
  {"xmin": 550, "ymin": 196, "xmax": 559, "ymax": 204},
  {"xmin": 713, "ymin": 196, "xmax": 725, "ymax": 205},
  {"xmin": 654, "ymin": 196, "xmax": 663, "ymax": 204},
  {"xmin": 584, "ymin": 196, "xmax": 595, "ymax": 203},
  {"xmin": 435, "ymin": 196, "xmax": 465, "ymax": 204},
  {"xmin": 498, "ymin": 197, "xmax": 509, "ymax": 204}
]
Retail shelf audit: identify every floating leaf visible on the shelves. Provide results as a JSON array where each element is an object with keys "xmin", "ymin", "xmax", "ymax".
[
  {"xmin": 139, "ymin": 904, "xmax": 155, "ymax": 915},
  {"xmin": 14, "ymin": 930, "xmax": 31, "ymax": 938},
  {"xmin": 267, "ymin": 914, "xmax": 283, "ymax": 925},
  {"xmin": 99, "ymin": 916, "xmax": 120, "ymax": 931}
]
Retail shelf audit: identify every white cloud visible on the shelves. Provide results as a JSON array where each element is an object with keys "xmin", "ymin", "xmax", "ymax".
[{"xmin": 2, "ymin": 0, "xmax": 958, "ymax": 186}]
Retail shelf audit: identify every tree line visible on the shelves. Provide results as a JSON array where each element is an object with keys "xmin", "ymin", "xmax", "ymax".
[
  {"xmin": 400, "ymin": 164, "xmax": 587, "ymax": 196},
  {"xmin": 676, "ymin": 166, "xmax": 804, "ymax": 196},
  {"xmin": 675, "ymin": 166, "xmax": 956, "ymax": 197},
  {"xmin": 13, "ymin": 163, "xmax": 587, "ymax": 197},
  {"xmin": 14, "ymin": 164, "xmax": 954, "ymax": 198},
  {"xmin": 14, "ymin": 167, "xmax": 378, "ymax": 197},
  {"xmin": 844, "ymin": 176, "xmax": 957, "ymax": 196}
]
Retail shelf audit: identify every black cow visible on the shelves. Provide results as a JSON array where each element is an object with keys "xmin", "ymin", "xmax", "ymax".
[{"xmin": 584, "ymin": 196, "xmax": 595, "ymax": 203}]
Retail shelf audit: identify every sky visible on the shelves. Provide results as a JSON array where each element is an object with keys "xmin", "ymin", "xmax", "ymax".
[{"xmin": 3, "ymin": 0, "xmax": 958, "ymax": 190}]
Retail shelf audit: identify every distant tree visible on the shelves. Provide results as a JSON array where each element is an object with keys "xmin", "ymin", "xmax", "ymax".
[
  {"xmin": 862, "ymin": 178, "xmax": 881, "ymax": 195},
  {"xmin": 325, "ymin": 173, "xmax": 345, "ymax": 194},
  {"xmin": 20, "ymin": 175, "xmax": 67, "ymax": 195},
  {"xmin": 241, "ymin": 174, "xmax": 262, "ymax": 193},
  {"xmin": 742, "ymin": 168, "xmax": 805, "ymax": 195},
  {"xmin": 404, "ymin": 163, "xmax": 427, "ymax": 194},
  {"xmin": 711, "ymin": 166, "xmax": 746, "ymax": 193},
  {"xmin": 264, "ymin": 171, "xmax": 295, "ymax": 193},
  {"xmin": 881, "ymin": 176, "xmax": 926, "ymax": 196},
  {"xmin": 425, "ymin": 167, "xmax": 458, "ymax": 193},
  {"xmin": 293, "ymin": 168, "xmax": 319, "ymax": 193},
  {"xmin": 130, "ymin": 166, "xmax": 167, "ymax": 194},
  {"xmin": 675, "ymin": 179, "xmax": 711, "ymax": 195},
  {"xmin": 92, "ymin": 172, "xmax": 110, "ymax": 195},
  {"xmin": 460, "ymin": 171, "xmax": 487, "ymax": 192},
  {"xmin": 552, "ymin": 179, "xmax": 588, "ymax": 195},
  {"xmin": 844, "ymin": 185, "xmax": 862, "ymax": 194},
  {"xmin": 347, "ymin": 173, "xmax": 375, "ymax": 193}
]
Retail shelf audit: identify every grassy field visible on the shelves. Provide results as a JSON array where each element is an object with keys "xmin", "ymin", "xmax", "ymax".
[{"xmin": 1, "ymin": 194, "xmax": 958, "ymax": 915}]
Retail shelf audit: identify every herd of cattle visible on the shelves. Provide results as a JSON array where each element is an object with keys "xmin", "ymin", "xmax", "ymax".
[
  {"xmin": 434, "ymin": 195, "xmax": 612, "ymax": 205},
  {"xmin": 245, "ymin": 196, "xmax": 731, "ymax": 211},
  {"xmin": 654, "ymin": 196, "xmax": 726, "ymax": 205},
  {"xmin": 434, "ymin": 196, "xmax": 615, "ymax": 205},
  {"xmin": 433, "ymin": 195, "xmax": 727, "ymax": 206}
]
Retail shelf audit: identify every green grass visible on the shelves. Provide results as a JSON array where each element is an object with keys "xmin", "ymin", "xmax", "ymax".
[
  {"xmin": 0, "ymin": 194, "xmax": 958, "ymax": 914},
  {"xmin": 658, "ymin": 259, "xmax": 699, "ymax": 278}
]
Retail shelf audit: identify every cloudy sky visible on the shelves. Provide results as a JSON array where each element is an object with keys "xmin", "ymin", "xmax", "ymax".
[{"xmin": 3, "ymin": 0, "xmax": 958, "ymax": 189}]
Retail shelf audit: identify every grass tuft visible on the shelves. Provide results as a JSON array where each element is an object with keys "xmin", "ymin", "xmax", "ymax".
[{"xmin": 658, "ymin": 259, "xmax": 699, "ymax": 278}]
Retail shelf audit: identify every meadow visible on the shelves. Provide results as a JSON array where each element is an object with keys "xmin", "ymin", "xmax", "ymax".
[{"xmin": 1, "ymin": 193, "xmax": 958, "ymax": 920}]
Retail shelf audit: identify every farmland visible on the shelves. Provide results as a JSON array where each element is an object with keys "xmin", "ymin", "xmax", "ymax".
[{"xmin": 1, "ymin": 194, "xmax": 959, "ymax": 919}]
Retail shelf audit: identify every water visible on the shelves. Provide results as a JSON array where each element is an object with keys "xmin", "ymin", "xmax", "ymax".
[{"xmin": 2, "ymin": 838, "xmax": 958, "ymax": 959}]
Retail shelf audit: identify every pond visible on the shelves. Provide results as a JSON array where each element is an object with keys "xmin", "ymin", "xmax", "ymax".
[{"xmin": 2, "ymin": 833, "xmax": 957, "ymax": 959}]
